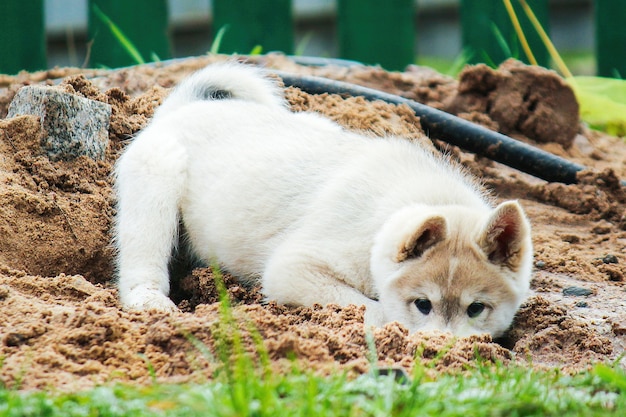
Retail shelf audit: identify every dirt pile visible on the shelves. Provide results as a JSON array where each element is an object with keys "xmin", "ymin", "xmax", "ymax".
[
  {"xmin": 447, "ymin": 59, "xmax": 580, "ymax": 147},
  {"xmin": 0, "ymin": 55, "xmax": 624, "ymax": 391}
]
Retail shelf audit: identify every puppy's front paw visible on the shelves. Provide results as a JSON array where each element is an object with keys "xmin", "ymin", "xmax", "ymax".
[{"xmin": 121, "ymin": 287, "xmax": 178, "ymax": 312}]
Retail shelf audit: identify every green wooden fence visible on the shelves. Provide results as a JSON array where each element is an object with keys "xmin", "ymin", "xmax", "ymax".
[
  {"xmin": 0, "ymin": 0, "xmax": 624, "ymax": 77},
  {"xmin": 0, "ymin": 0, "xmax": 46, "ymax": 74},
  {"xmin": 213, "ymin": 0, "xmax": 294, "ymax": 56},
  {"xmin": 337, "ymin": 0, "xmax": 415, "ymax": 72},
  {"xmin": 595, "ymin": 0, "xmax": 626, "ymax": 78}
]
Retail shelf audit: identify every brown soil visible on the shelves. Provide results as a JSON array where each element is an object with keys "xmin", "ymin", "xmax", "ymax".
[{"xmin": 0, "ymin": 54, "xmax": 624, "ymax": 391}]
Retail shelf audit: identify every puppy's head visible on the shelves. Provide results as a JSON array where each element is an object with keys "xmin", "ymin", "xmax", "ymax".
[{"xmin": 371, "ymin": 201, "xmax": 532, "ymax": 338}]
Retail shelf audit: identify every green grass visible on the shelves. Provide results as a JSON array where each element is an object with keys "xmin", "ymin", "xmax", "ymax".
[
  {"xmin": 1, "ymin": 362, "xmax": 624, "ymax": 416},
  {"xmin": 92, "ymin": 4, "xmax": 146, "ymax": 66},
  {"xmin": 2, "ymin": 270, "xmax": 624, "ymax": 416}
]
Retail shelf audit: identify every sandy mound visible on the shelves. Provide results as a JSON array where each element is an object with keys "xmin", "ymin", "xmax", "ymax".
[{"xmin": 0, "ymin": 55, "xmax": 624, "ymax": 391}]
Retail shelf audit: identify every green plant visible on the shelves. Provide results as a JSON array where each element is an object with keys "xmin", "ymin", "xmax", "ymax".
[
  {"xmin": 487, "ymin": 22, "xmax": 521, "ymax": 67},
  {"xmin": 294, "ymin": 32, "xmax": 313, "ymax": 57},
  {"xmin": 3, "ymin": 265, "xmax": 625, "ymax": 415},
  {"xmin": 1, "ymin": 362, "xmax": 625, "ymax": 416},
  {"xmin": 210, "ymin": 25, "xmax": 229, "ymax": 55},
  {"xmin": 91, "ymin": 4, "xmax": 146, "ymax": 65}
]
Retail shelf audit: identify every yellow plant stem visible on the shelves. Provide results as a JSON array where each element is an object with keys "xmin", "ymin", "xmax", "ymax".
[
  {"xmin": 517, "ymin": 0, "xmax": 573, "ymax": 78},
  {"xmin": 502, "ymin": 0, "xmax": 537, "ymax": 66}
]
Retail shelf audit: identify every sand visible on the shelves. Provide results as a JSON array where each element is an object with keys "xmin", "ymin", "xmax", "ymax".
[{"xmin": 0, "ymin": 54, "xmax": 624, "ymax": 391}]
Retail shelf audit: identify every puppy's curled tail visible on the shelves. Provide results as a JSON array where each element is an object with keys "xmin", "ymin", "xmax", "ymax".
[{"xmin": 154, "ymin": 62, "xmax": 286, "ymax": 117}]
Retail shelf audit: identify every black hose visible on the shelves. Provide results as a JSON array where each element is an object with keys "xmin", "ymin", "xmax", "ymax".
[
  {"xmin": 288, "ymin": 56, "xmax": 364, "ymax": 68},
  {"xmin": 109, "ymin": 55, "xmax": 621, "ymax": 186},
  {"xmin": 275, "ymin": 71, "xmax": 595, "ymax": 185}
]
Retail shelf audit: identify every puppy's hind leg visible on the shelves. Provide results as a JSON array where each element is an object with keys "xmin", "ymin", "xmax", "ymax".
[{"xmin": 114, "ymin": 126, "xmax": 188, "ymax": 311}]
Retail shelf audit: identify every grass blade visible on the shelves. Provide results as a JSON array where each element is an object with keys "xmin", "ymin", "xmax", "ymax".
[
  {"xmin": 491, "ymin": 22, "xmax": 513, "ymax": 60},
  {"xmin": 516, "ymin": 0, "xmax": 572, "ymax": 77},
  {"xmin": 91, "ymin": 4, "xmax": 145, "ymax": 65},
  {"xmin": 210, "ymin": 25, "xmax": 229, "ymax": 55}
]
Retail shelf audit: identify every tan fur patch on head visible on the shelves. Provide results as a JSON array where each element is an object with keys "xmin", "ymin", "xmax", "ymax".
[
  {"xmin": 392, "ymin": 238, "xmax": 518, "ymax": 322},
  {"xmin": 437, "ymin": 244, "xmax": 515, "ymax": 298}
]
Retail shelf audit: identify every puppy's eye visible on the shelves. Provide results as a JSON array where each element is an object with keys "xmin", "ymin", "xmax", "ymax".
[
  {"xmin": 467, "ymin": 302, "xmax": 485, "ymax": 318},
  {"xmin": 414, "ymin": 299, "xmax": 432, "ymax": 315}
]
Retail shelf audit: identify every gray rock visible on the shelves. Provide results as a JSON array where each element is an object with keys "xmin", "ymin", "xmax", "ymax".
[
  {"xmin": 563, "ymin": 286, "xmax": 593, "ymax": 297},
  {"xmin": 7, "ymin": 85, "xmax": 111, "ymax": 161},
  {"xmin": 602, "ymin": 254, "xmax": 618, "ymax": 264}
]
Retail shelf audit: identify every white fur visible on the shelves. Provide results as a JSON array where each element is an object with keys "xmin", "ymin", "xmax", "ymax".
[{"xmin": 114, "ymin": 62, "xmax": 533, "ymax": 337}]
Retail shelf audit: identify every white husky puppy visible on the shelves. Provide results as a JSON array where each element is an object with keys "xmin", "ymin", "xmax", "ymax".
[{"xmin": 114, "ymin": 62, "xmax": 533, "ymax": 337}]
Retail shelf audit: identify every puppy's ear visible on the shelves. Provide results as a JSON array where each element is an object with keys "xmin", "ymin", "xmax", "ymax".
[
  {"xmin": 479, "ymin": 201, "xmax": 530, "ymax": 270},
  {"xmin": 395, "ymin": 216, "xmax": 447, "ymax": 262}
]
